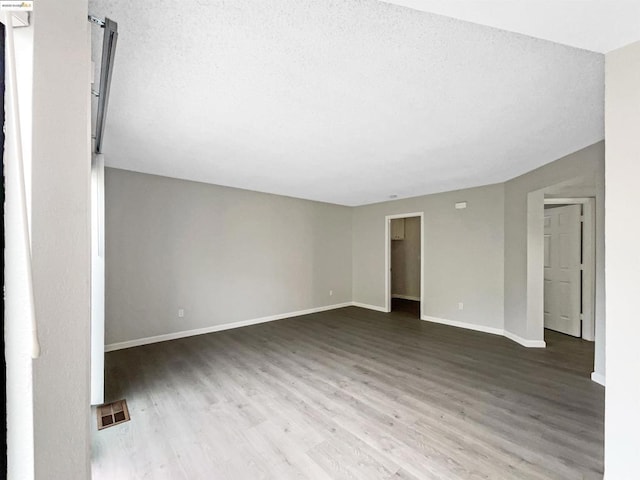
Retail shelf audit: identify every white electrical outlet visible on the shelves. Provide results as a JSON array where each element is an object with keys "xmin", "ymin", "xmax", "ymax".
[
  {"xmin": 329, "ymin": 290, "xmax": 333, "ymax": 296},
  {"xmin": 178, "ymin": 308, "xmax": 184, "ymax": 318},
  {"xmin": 458, "ymin": 302, "xmax": 464, "ymax": 310}
]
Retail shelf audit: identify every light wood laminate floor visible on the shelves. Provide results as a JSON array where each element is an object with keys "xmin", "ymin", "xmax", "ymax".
[{"xmin": 92, "ymin": 306, "xmax": 603, "ymax": 479}]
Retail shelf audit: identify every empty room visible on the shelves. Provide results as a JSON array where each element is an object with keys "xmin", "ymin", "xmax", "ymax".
[{"xmin": 3, "ymin": 1, "xmax": 640, "ymax": 479}]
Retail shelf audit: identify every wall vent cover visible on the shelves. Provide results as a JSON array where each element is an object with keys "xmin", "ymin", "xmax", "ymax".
[{"xmin": 97, "ymin": 399, "xmax": 130, "ymax": 430}]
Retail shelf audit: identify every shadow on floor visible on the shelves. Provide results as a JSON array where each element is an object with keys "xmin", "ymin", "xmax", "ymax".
[{"xmin": 391, "ymin": 298, "xmax": 420, "ymax": 318}]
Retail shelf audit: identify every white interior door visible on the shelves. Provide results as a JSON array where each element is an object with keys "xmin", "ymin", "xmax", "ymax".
[{"xmin": 543, "ymin": 204, "xmax": 581, "ymax": 337}]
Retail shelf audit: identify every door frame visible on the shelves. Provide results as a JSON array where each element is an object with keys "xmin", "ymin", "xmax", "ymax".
[
  {"xmin": 90, "ymin": 154, "xmax": 105, "ymax": 405},
  {"xmin": 544, "ymin": 197, "xmax": 596, "ymax": 340},
  {"xmin": 385, "ymin": 212, "xmax": 424, "ymax": 316}
]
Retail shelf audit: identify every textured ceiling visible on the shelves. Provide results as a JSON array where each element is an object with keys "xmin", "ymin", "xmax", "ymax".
[
  {"xmin": 90, "ymin": 0, "xmax": 604, "ymax": 206},
  {"xmin": 381, "ymin": 1, "xmax": 640, "ymax": 53}
]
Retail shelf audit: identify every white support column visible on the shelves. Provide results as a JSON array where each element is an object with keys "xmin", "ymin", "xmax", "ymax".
[
  {"xmin": 30, "ymin": 1, "xmax": 93, "ymax": 478},
  {"xmin": 604, "ymin": 40, "xmax": 640, "ymax": 478}
]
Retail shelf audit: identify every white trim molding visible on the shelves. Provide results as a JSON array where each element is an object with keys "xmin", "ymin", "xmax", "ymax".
[
  {"xmin": 503, "ymin": 330, "xmax": 546, "ymax": 348},
  {"xmin": 351, "ymin": 302, "xmax": 388, "ymax": 313},
  {"xmin": 591, "ymin": 372, "xmax": 606, "ymax": 386},
  {"xmin": 391, "ymin": 294, "xmax": 420, "ymax": 301},
  {"xmin": 421, "ymin": 315, "xmax": 503, "ymax": 336},
  {"xmin": 544, "ymin": 197, "xmax": 594, "ymax": 204},
  {"xmin": 106, "ymin": 302, "xmax": 550, "ymax": 352},
  {"xmin": 422, "ymin": 316, "xmax": 547, "ymax": 348},
  {"xmin": 105, "ymin": 302, "xmax": 352, "ymax": 352}
]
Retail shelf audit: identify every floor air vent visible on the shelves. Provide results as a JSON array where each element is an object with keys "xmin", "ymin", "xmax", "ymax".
[{"xmin": 97, "ymin": 399, "xmax": 130, "ymax": 430}]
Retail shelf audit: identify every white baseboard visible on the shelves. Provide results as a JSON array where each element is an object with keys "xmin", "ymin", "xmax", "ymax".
[
  {"xmin": 391, "ymin": 294, "xmax": 420, "ymax": 301},
  {"xmin": 105, "ymin": 302, "xmax": 352, "ymax": 352},
  {"xmin": 420, "ymin": 315, "xmax": 548, "ymax": 348},
  {"xmin": 106, "ymin": 302, "xmax": 549, "ymax": 352},
  {"xmin": 350, "ymin": 302, "xmax": 388, "ymax": 313},
  {"xmin": 591, "ymin": 372, "xmax": 606, "ymax": 386},
  {"xmin": 503, "ymin": 330, "xmax": 546, "ymax": 348},
  {"xmin": 421, "ymin": 315, "xmax": 503, "ymax": 336}
]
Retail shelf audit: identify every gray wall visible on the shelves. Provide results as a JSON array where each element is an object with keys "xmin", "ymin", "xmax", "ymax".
[
  {"xmin": 105, "ymin": 144, "xmax": 604, "ymax": 358},
  {"xmin": 604, "ymin": 40, "xmax": 640, "ymax": 477},
  {"xmin": 391, "ymin": 217, "xmax": 421, "ymax": 299},
  {"xmin": 105, "ymin": 168, "xmax": 352, "ymax": 345},
  {"xmin": 503, "ymin": 142, "xmax": 605, "ymax": 342},
  {"xmin": 353, "ymin": 184, "xmax": 505, "ymax": 330}
]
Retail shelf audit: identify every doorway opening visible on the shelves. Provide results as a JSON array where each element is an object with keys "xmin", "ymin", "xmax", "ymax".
[
  {"xmin": 527, "ymin": 188, "xmax": 603, "ymax": 383},
  {"xmin": 543, "ymin": 198, "xmax": 595, "ymax": 340},
  {"xmin": 385, "ymin": 212, "xmax": 424, "ymax": 318},
  {"xmin": 542, "ymin": 197, "xmax": 596, "ymax": 378}
]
